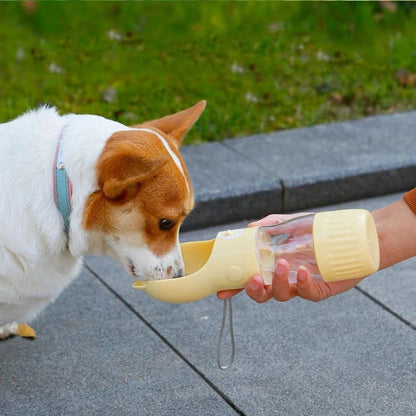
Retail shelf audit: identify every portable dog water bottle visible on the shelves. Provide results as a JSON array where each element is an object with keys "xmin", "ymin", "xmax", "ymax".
[{"xmin": 132, "ymin": 209, "xmax": 380, "ymax": 303}]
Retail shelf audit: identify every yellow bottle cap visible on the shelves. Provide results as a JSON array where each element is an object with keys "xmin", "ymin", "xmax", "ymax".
[{"xmin": 313, "ymin": 209, "xmax": 380, "ymax": 282}]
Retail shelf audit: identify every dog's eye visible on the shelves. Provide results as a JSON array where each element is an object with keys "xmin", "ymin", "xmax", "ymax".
[{"xmin": 159, "ymin": 219, "xmax": 176, "ymax": 231}]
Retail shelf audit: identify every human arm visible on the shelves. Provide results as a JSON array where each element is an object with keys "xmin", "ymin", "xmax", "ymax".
[{"xmin": 373, "ymin": 194, "xmax": 416, "ymax": 270}]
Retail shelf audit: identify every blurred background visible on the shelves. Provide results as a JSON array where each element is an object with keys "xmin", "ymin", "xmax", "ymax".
[{"xmin": 1, "ymin": 1, "xmax": 416, "ymax": 144}]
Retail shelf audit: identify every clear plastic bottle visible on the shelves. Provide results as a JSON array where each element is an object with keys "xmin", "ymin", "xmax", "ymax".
[
  {"xmin": 133, "ymin": 209, "xmax": 381, "ymax": 304},
  {"xmin": 256, "ymin": 210, "xmax": 380, "ymax": 284}
]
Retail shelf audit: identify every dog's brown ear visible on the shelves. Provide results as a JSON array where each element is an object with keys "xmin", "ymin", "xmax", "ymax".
[
  {"xmin": 132, "ymin": 100, "xmax": 206, "ymax": 147},
  {"xmin": 97, "ymin": 132, "xmax": 169, "ymax": 200}
]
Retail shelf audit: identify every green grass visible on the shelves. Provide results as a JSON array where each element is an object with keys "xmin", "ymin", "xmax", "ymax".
[{"xmin": 1, "ymin": 1, "xmax": 416, "ymax": 144}]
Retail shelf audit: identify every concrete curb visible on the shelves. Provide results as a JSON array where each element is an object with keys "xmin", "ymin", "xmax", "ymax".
[{"xmin": 181, "ymin": 111, "xmax": 416, "ymax": 230}]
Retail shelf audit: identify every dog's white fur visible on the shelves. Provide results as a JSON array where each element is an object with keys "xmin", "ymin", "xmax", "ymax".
[{"xmin": 0, "ymin": 107, "xmax": 194, "ymax": 333}]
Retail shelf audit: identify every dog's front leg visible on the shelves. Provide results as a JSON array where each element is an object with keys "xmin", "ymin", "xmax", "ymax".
[{"xmin": 0, "ymin": 322, "xmax": 36, "ymax": 340}]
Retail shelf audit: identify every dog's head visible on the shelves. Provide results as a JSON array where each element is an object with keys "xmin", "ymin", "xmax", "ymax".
[{"xmin": 83, "ymin": 101, "xmax": 205, "ymax": 280}]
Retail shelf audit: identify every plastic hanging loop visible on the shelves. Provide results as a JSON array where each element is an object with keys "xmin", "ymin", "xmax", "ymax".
[{"xmin": 217, "ymin": 298, "xmax": 236, "ymax": 370}]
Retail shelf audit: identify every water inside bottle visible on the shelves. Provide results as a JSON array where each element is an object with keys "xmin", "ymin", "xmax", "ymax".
[{"xmin": 256, "ymin": 214, "xmax": 323, "ymax": 284}]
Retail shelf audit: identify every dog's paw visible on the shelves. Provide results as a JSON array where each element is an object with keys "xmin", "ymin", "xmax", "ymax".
[
  {"xmin": 16, "ymin": 323, "xmax": 36, "ymax": 338},
  {"xmin": 0, "ymin": 322, "xmax": 36, "ymax": 340}
]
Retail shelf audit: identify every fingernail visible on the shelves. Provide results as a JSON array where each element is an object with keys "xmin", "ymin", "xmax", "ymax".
[
  {"xmin": 248, "ymin": 275, "xmax": 263, "ymax": 291},
  {"xmin": 298, "ymin": 266, "xmax": 308, "ymax": 282},
  {"xmin": 276, "ymin": 261, "xmax": 286, "ymax": 276}
]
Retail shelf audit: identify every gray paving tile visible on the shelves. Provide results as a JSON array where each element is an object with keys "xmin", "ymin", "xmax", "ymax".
[
  {"xmin": 359, "ymin": 261, "xmax": 416, "ymax": 326},
  {"xmin": 223, "ymin": 112, "xmax": 416, "ymax": 212},
  {"xmin": 0, "ymin": 269, "xmax": 238, "ymax": 416},
  {"xmin": 181, "ymin": 143, "xmax": 282, "ymax": 230},
  {"xmin": 179, "ymin": 112, "xmax": 416, "ymax": 229},
  {"xmin": 85, "ymin": 193, "xmax": 416, "ymax": 415},
  {"xmin": 86, "ymin": 254, "xmax": 416, "ymax": 415}
]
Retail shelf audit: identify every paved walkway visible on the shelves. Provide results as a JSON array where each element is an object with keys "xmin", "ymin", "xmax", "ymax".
[
  {"xmin": 181, "ymin": 111, "xmax": 416, "ymax": 229},
  {"xmin": 1, "ymin": 113, "xmax": 416, "ymax": 415}
]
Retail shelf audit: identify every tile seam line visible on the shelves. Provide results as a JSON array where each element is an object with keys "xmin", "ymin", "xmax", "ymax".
[
  {"xmin": 218, "ymin": 143, "xmax": 410, "ymax": 214},
  {"xmin": 219, "ymin": 141, "xmax": 287, "ymax": 210},
  {"xmin": 219, "ymin": 141, "xmax": 416, "ymax": 185},
  {"xmin": 84, "ymin": 264, "xmax": 246, "ymax": 416},
  {"xmin": 220, "ymin": 141, "xmax": 282, "ymax": 179},
  {"xmin": 219, "ymin": 141, "xmax": 415, "ymax": 182},
  {"xmin": 219, "ymin": 142, "xmax": 416, "ymax": 214},
  {"xmin": 355, "ymin": 286, "xmax": 416, "ymax": 331}
]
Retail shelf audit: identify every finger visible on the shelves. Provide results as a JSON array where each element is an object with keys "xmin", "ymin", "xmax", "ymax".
[
  {"xmin": 295, "ymin": 266, "xmax": 332, "ymax": 302},
  {"xmin": 249, "ymin": 213, "xmax": 312, "ymax": 227},
  {"xmin": 249, "ymin": 214, "xmax": 288, "ymax": 227},
  {"xmin": 245, "ymin": 275, "xmax": 273, "ymax": 303},
  {"xmin": 271, "ymin": 259, "xmax": 298, "ymax": 301},
  {"xmin": 217, "ymin": 289, "xmax": 243, "ymax": 299}
]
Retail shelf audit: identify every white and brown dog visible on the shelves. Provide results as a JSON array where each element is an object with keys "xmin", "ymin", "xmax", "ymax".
[{"xmin": 0, "ymin": 101, "xmax": 205, "ymax": 339}]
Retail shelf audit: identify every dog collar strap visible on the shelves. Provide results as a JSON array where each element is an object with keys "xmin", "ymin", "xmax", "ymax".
[{"xmin": 53, "ymin": 130, "xmax": 72, "ymax": 237}]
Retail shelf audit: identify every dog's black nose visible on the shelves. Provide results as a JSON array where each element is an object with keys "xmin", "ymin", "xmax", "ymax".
[{"xmin": 173, "ymin": 268, "xmax": 185, "ymax": 278}]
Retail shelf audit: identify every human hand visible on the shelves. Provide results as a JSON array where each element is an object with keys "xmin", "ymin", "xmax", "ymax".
[
  {"xmin": 249, "ymin": 213, "xmax": 311, "ymax": 227},
  {"xmin": 217, "ymin": 212, "xmax": 309, "ymax": 301},
  {"xmin": 217, "ymin": 259, "xmax": 364, "ymax": 303},
  {"xmin": 217, "ymin": 212, "xmax": 363, "ymax": 302}
]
